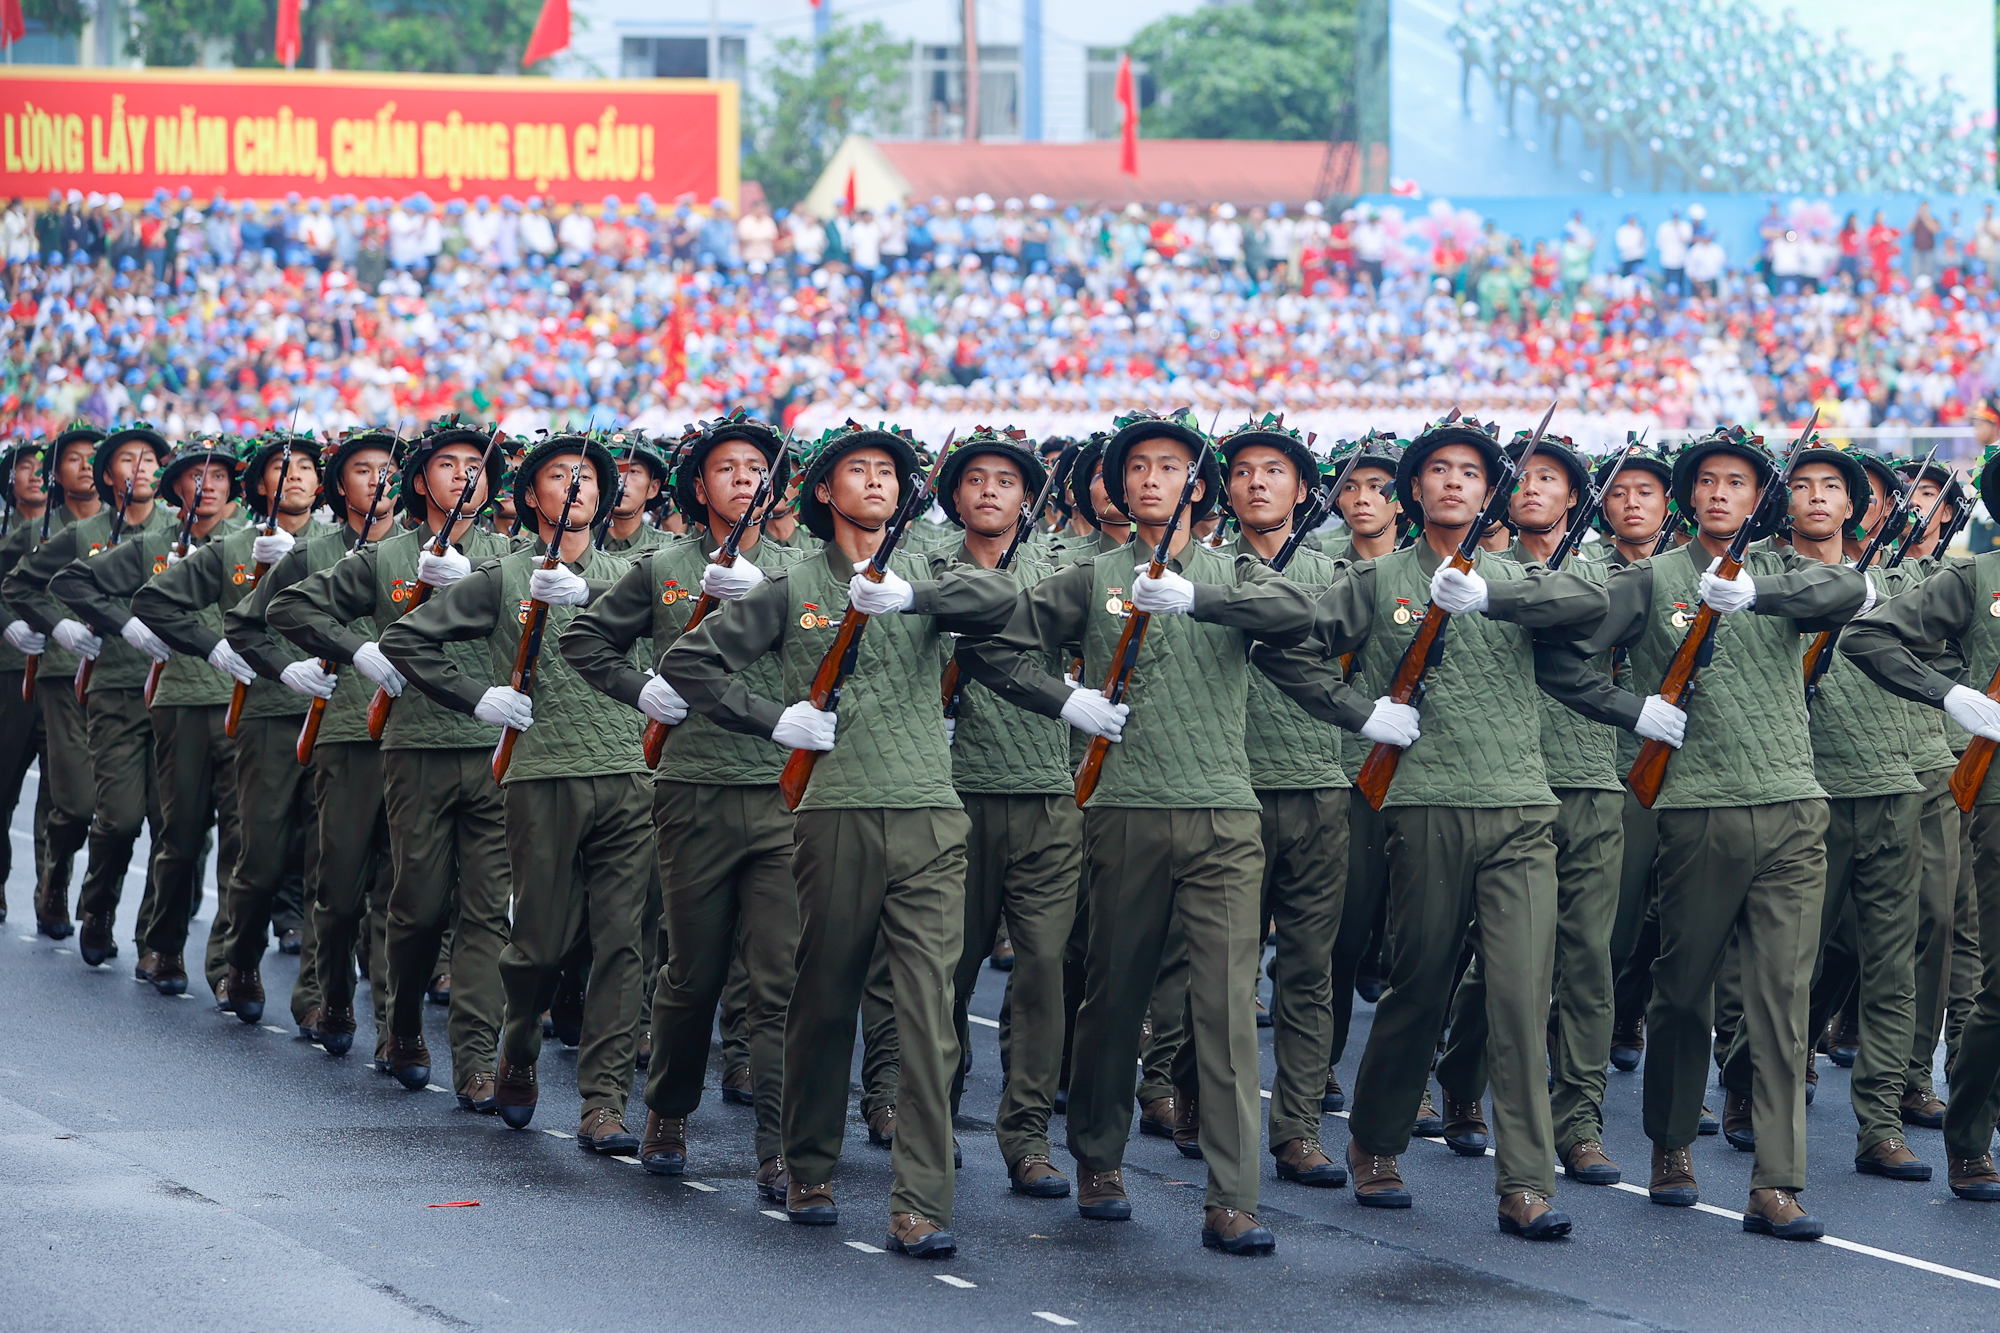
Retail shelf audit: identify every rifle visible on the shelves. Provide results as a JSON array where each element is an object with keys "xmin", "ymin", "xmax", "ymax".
[
  {"xmin": 593, "ymin": 442, "xmax": 630, "ymax": 551},
  {"xmin": 941, "ymin": 443, "xmax": 1073, "ymax": 720},
  {"xmin": 1886, "ymin": 455, "xmax": 1955, "ymax": 570},
  {"xmin": 367, "ymin": 428, "xmax": 502, "ymax": 740},
  {"xmin": 1802, "ymin": 442, "xmax": 1937, "ymax": 706},
  {"xmin": 144, "ymin": 467, "xmax": 208, "ymax": 707},
  {"xmin": 297, "ymin": 465, "xmax": 392, "ymax": 765},
  {"xmin": 1548, "ymin": 434, "xmax": 1643, "ymax": 573},
  {"xmin": 640, "ymin": 459, "xmax": 776, "ymax": 768},
  {"xmin": 1627, "ymin": 414, "xmax": 1816, "ymax": 808},
  {"xmin": 20, "ymin": 443, "xmax": 61, "ymax": 703},
  {"xmin": 73, "ymin": 471, "xmax": 139, "ymax": 706},
  {"xmin": 778, "ymin": 436, "xmax": 955, "ymax": 811},
  {"xmin": 492, "ymin": 462, "xmax": 584, "ymax": 783},
  {"xmin": 1353, "ymin": 406, "xmax": 1555, "ymax": 810},
  {"xmin": 1071, "ymin": 458, "xmax": 1205, "ymax": 809},
  {"xmin": 225, "ymin": 437, "xmax": 296, "ymax": 737}
]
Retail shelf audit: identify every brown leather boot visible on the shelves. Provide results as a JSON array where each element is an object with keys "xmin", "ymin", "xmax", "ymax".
[
  {"xmin": 886, "ymin": 1211, "xmax": 956, "ymax": 1257},
  {"xmin": 1498, "ymin": 1191, "xmax": 1572, "ymax": 1239},
  {"xmin": 149, "ymin": 951, "xmax": 188, "ymax": 997},
  {"xmin": 457, "ymin": 1071, "xmax": 497, "ymax": 1114},
  {"xmin": 1442, "ymin": 1096, "xmax": 1490, "ymax": 1156},
  {"xmin": 1137, "ymin": 1094, "xmax": 1176, "ymax": 1138},
  {"xmin": 385, "ymin": 1034, "xmax": 431, "ymax": 1091},
  {"xmin": 720, "ymin": 1064, "xmax": 753, "ymax": 1105},
  {"xmin": 1648, "ymin": 1143, "xmax": 1698, "ymax": 1206},
  {"xmin": 1076, "ymin": 1167, "xmax": 1131, "ymax": 1220},
  {"xmin": 785, "ymin": 1178, "xmax": 837, "ymax": 1225},
  {"xmin": 866, "ymin": 1104, "xmax": 897, "ymax": 1147},
  {"xmin": 315, "ymin": 1003, "xmax": 356, "ymax": 1055},
  {"xmin": 756, "ymin": 1155, "xmax": 788, "ymax": 1202},
  {"xmin": 1855, "ymin": 1136, "xmax": 1932, "ymax": 1181},
  {"xmin": 134, "ymin": 949, "xmax": 159, "ymax": 982},
  {"xmin": 1322, "ymin": 1068, "xmax": 1346, "ymax": 1113},
  {"xmin": 1900, "ymin": 1084, "xmax": 1948, "ymax": 1129},
  {"xmin": 1173, "ymin": 1089, "xmax": 1202, "ymax": 1159},
  {"xmin": 1948, "ymin": 1153, "xmax": 2000, "ymax": 1200},
  {"xmin": 1722, "ymin": 1089, "xmax": 1755, "ymax": 1152},
  {"xmin": 1009, "ymin": 1154, "xmax": 1071, "ymax": 1198},
  {"xmin": 640, "ymin": 1110, "xmax": 686, "ymax": 1174},
  {"xmin": 1347, "ymin": 1140, "xmax": 1411, "ymax": 1208},
  {"xmin": 1274, "ymin": 1137, "xmax": 1347, "ymax": 1187},
  {"xmin": 1202, "ymin": 1206, "xmax": 1275, "ymax": 1254},
  {"xmin": 77, "ymin": 911, "xmax": 116, "ymax": 967},
  {"xmin": 494, "ymin": 1056, "xmax": 537, "ymax": 1129},
  {"xmin": 1413, "ymin": 1087, "xmax": 1444, "ymax": 1137},
  {"xmin": 1744, "ymin": 1187, "xmax": 1822, "ymax": 1239},
  {"xmin": 1562, "ymin": 1139, "xmax": 1620, "ymax": 1185},
  {"xmin": 226, "ymin": 965, "xmax": 265, "ymax": 1024},
  {"xmin": 578, "ymin": 1106, "xmax": 639, "ymax": 1155},
  {"xmin": 34, "ymin": 877, "xmax": 73, "ymax": 939},
  {"xmin": 635, "ymin": 1028, "xmax": 651, "ymax": 1071}
]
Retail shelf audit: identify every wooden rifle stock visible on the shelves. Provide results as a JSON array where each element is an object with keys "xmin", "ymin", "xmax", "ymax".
[
  {"xmin": 1950, "ymin": 658, "xmax": 2000, "ymax": 811},
  {"xmin": 1625, "ymin": 576, "xmax": 1726, "ymax": 808},
  {"xmin": 778, "ymin": 601, "xmax": 870, "ymax": 810},
  {"xmin": 492, "ymin": 464, "xmax": 582, "ymax": 783},
  {"xmin": 1072, "ymin": 598, "xmax": 1151, "ymax": 809},
  {"xmin": 1352, "ymin": 565, "xmax": 1458, "ymax": 810},
  {"xmin": 296, "ymin": 680, "xmax": 330, "ymax": 765},
  {"xmin": 21, "ymin": 654, "xmax": 37, "ymax": 702},
  {"xmin": 224, "ymin": 549, "xmax": 282, "ymax": 736},
  {"xmin": 640, "ymin": 590, "xmax": 718, "ymax": 768}
]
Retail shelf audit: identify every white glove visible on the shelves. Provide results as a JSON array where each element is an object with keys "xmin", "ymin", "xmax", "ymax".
[
  {"xmin": 848, "ymin": 567, "xmax": 915, "ymax": 616},
  {"xmin": 529, "ymin": 565, "xmax": 590, "ymax": 607},
  {"xmin": 637, "ymin": 674, "xmax": 688, "ymax": 726},
  {"xmin": 1359, "ymin": 696, "xmax": 1422, "ymax": 747},
  {"xmin": 416, "ymin": 545, "xmax": 471, "ymax": 589},
  {"xmin": 351, "ymin": 640, "xmax": 405, "ymax": 697},
  {"xmin": 252, "ymin": 529, "xmax": 296, "ymax": 566},
  {"xmin": 51, "ymin": 618, "xmax": 101, "ymax": 659},
  {"xmin": 1061, "ymin": 685, "xmax": 1129, "ymax": 741},
  {"xmin": 701, "ymin": 555, "xmax": 764, "ymax": 601},
  {"xmin": 163, "ymin": 548, "xmax": 183, "ymax": 568},
  {"xmin": 207, "ymin": 640, "xmax": 255, "ymax": 685},
  {"xmin": 1429, "ymin": 564, "xmax": 1490, "ymax": 615},
  {"xmin": 772, "ymin": 700, "xmax": 837, "ymax": 750},
  {"xmin": 120, "ymin": 616, "xmax": 171, "ymax": 663},
  {"xmin": 5, "ymin": 619, "xmax": 46, "ymax": 654},
  {"xmin": 1634, "ymin": 694, "xmax": 1687, "ymax": 749},
  {"xmin": 475, "ymin": 685, "xmax": 533, "ymax": 730},
  {"xmin": 1131, "ymin": 563, "xmax": 1195, "ymax": 615},
  {"xmin": 280, "ymin": 659, "xmax": 337, "ymax": 699},
  {"xmin": 1944, "ymin": 684, "xmax": 2000, "ymax": 743},
  {"xmin": 945, "ymin": 717, "xmax": 956, "ymax": 747},
  {"xmin": 1699, "ymin": 558, "xmax": 1757, "ymax": 614}
]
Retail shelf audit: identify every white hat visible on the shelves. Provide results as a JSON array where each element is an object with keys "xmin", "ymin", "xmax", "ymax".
[{"xmin": 1217, "ymin": 203, "xmax": 1237, "ymax": 219}]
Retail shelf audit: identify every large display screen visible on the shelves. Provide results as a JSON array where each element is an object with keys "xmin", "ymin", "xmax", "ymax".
[{"xmin": 1389, "ymin": 0, "xmax": 1996, "ymax": 196}]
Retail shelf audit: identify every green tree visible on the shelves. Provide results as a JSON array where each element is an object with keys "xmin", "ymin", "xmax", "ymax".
[
  {"xmin": 24, "ymin": 0, "xmax": 88, "ymax": 38},
  {"xmin": 126, "ymin": 0, "xmax": 558, "ymax": 72},
  {"xmin": 744, "ymin": 20, "xmax": 910, "ymax": 209},
  {"xmin": 1128, "ymin": 0, "xmax": 1356, "ymax": 141}
]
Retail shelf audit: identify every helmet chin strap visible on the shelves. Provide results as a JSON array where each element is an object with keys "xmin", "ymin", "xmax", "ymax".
[
  {"xmin": 1244, "ymin": 515, "xmax": 1290, "ymax": 536},
  {"xmin": 829, "ymin": 498, "xmax": 887, "ymax": 533}
]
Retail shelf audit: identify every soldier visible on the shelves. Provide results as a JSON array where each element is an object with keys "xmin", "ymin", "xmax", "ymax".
[
  {"xmin": 0, "ymin": 440, "xmax": 54, "ymax": 924},
  {"xmin": 77, "ymin": 440, "xmax": 245, "ymax": 999},
  {"xmin": 1841, "ymin": 440, "xmax": 2000, "ymax": 1202},
  {"xmin": 248, "ymin": 430, "xmax": 399, "ymax": 1059},
  {"xmin": 1, "ymin": 425, "xmax": 104, "ymax": 941},
  {"xmin": 1253, "ymin": 418, "xmax": 1672, "ymax": 1241},
  {"xmin": 267, "ymin": 421, "xmax": 514, "ymax": 1101},
  {"xmin": 382, "ymin": 432, "xmax": 653, "ymax": 1149},
  {"xmin": 662, "ymin": 423, "xmax": 1015, "ymax": 1258},
  {"xmin": 960, "ymin": 408, "xmax": 1318, "ymax": 1256},
  {"xmin": 932, "ymin": 428, "xmax": 1083, "ymax": 1198},
  {"xmin": 1435, "ymin": 436, "xmax": 1629, "ymax": 1185},
  {"xmin": 33, "ymin": 425, "xmax": 177, "ymax": 967},
  {"xmin": 562, "ymin": 413, "xmax": 802, "ymax": 1200},
  {"xmin": 597, "ymin": 432, "xmax": 675, "ymax": 557},
  {"xmin": 1555, "ymin": 428, "xmax": 1867, "ymax": 1239}
]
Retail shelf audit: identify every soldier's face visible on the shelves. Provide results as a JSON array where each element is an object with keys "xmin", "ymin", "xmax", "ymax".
[
  {"xmin": 339, "ymin": 449, "xmax": 394, "ymax": 519},
  {"xmin": 531, "ymin": 459, "xmax": 598, "ymax": 532},
  {"xmin": 1226, "ymin": 445, "xmax": 1304, "ymax": 531},
  {"xmin": 816, "ymin": 448, "xmax": 899, "ymax": 528},
  {"xmin": 1692, "ymin": 457, "xmax": 1762, "ymax": 537},
  {"xmin": 1510, "ymin": 460, "xmax": 1573, "ymax": 530},
  {"xmin": 262, "ymin": 451, "xmax": 322, "ymax": 516},
  {"xmin": 1122, "ymin": 439, "xmax": 1203, "ymax": 527},
  {"xmin": 695, "ymin": 442, "xmax": 769, "ymax": 529},
  {"xmin": 105, "ymin": 443, "xmax": 159, "ymax": 503},
  {"xmin": 1787, "ymin": 462, "xmax": 1851, "ymax": 542},
  {"xmin": 174, "ymin": 462, "xmax": 232, "ymax": 518},
  {"xmin": 1606, "ymin": 473, "xmax": 1666, "ymax": 541},
  {"xmin": 1335, "ymin": 466, "xmax": 1398, "ymax": 536},
  {"xmin": 11, "ymin": 453, "xmax": 43, "ymax": 506},
  {"xmin": 614, "ymin": 459, "xmax": 659, "ymax": 518},
  {"xmin": 1087, "ymin": 461, "xmax": 1125, "ymax": 524},
  {"xmin": 418, "ymin": 444, "xmax": 488, "ymax": 517},
  {"xmin": 55, "ymin": 443, "xmax": 95, "ymax": 499},
  {"xmin": 1416, "ymin": 444, "xmax": 1486, "ymax": 527},
  {"xmin": 954, "ymin": 454, "xmax": 1026, "ymax": 539}
]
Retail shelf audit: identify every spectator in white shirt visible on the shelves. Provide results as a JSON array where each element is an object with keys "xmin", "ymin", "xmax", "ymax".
[
  {"xmin": 1656, "ymin": 210, "xmax": 1692, "ymax": 292},
  {"xmin": 556, "ymin": 202, "xmax": 596, "ymax": 264},
  {"xmin": 1683, "ymin": 230, "xmax": 1726, "ymax": 297},
  {"xmin": 1614, "ymin": 214, "xmax": 1646, "ymax": 275},
  {"xmin": 520, "ymin": 200, "xmax": 558, "ymax": 260}
]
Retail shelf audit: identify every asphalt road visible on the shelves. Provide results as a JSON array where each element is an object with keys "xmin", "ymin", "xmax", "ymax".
[{"xmin": 5, "ymin": 763, "xmax": 1998, "ymax": 1333}]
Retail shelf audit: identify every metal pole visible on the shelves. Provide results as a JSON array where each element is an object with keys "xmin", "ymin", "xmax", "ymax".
[
  {"xmin": 707, "ymin": 0, "xmax": 718, "ymax": 80},
  {"xmin": 962, "ymin": 0, "xmax": 979, "ymax": 141}
]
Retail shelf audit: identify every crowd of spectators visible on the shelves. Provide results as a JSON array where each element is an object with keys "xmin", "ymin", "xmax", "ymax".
[{"xmin": 1, "ymin": 186, "xmax": 1995, "ymax": 454}]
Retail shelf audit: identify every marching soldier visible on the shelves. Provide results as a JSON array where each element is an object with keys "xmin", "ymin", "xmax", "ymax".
[
  {"xmin": 0, "ymin": 439, "xmax": 54, "ymax": 924},
  {"xmin": 1, "ymin": 425, "xmax": 104, "ymax": 941},
  {"xmin": 562, "ymin": 413, "xmax": 803, "ymax": 1199},
  {"xmin": 383, "ymin": 432, "xmax": 653, "ymax": 1149},
  {"xmin": 598, "ymin": 432, "xmax": 675, "ymax": 557},
  {"xmin": 267, "ymin": 421, "xmax": 515, "ymax": 1100},
  {"xmin": 662, "ymin": 423, "xmax": 1015, "ymax": 1258}
]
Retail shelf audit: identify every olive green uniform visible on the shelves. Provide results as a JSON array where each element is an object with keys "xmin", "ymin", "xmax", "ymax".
[
  {"xmin": 962, "ymin": 541, "xmax": 1315, "ymax": 1215},
  {"xmin": 266, "ymin": 523, "xmax": 516, "ymax": 1085},
  {"xmin": 1842, "ymin": 549, "xmax": 2000, "ymax": 1161},
  {"xmin": 1258, "ymin": 542, "xmax": 1615, "ymax": 1200},
  {"xmin": 0, "ymin": 513, "xmax": 54, "ymax": 913},
  {"xmin": 1560, "ymin": 542, "xmax": 1865, "ymax": 1190},
  {"xmin": 666, "ymin": 543, "xmax": 1014, "ymax": 1227},
  {"xmin": 941, "ymin": 542, "xmax": 1084, "ymax": 1170},
  {"xmin": 562, "ymin": 529, "xmax": 806, "ymax": 1162}
]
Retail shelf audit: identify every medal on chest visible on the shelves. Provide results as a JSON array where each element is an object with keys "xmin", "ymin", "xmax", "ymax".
[
  {"xmin": 799, "ymin": 601, "xmax": 831, "ymax": 630},
  {"xmin": 516, "ymin": 598, "xmax": 533, "ymax": 626},
  {"xmin": 661, "ymin": 578, "xmax": 685, "ymax": 606},
  {"xmin": 1989, "ymin": 592, "xmax": 2000, "ymax": 618},
  {"xmin": 1105, "ymin": 586, "xmax": 1132, "ymax": 619},
  {"xmin": 1670, "ymin": 601, "xmax": 1690, "ymax": 630},
  {"xmin": 390, "ymin": 578, "xmax": 414, "ymax": 603},
  {"xmin": 1392, "ymin": 596, "xmax": 1412, "ymax": 626},
  {"xmin": 231, "ymin": 563, "xmax": 248, "ymax": 585}
]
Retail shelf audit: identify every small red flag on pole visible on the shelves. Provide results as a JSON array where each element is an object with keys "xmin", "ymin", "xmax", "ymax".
[
  {"xmin": 1, "ymin": 0, "xmax": 26, "ymax": 50},
  {"xmin": 275, "ymin": 0, "xmax": 301, "ymax": 68},
  {"xmin": 521, "ymin": 0, "xmax": 571, "ymax": 67},
  {"xmin": 1115, "ymin": 53, "xmax": 1139, "ymax": 178},
  {"xmin": 843, "ymin": 166, "xmax": 857, "ymax": 215}
]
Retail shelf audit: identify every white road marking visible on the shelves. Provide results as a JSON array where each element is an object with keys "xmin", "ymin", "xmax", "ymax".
[
  {"xmin": 262, "ymin": 1025, "xmax": 288, "ymax": 1034},
  {"xmin": 968, "ymin": 1015, "xmax": 1000, "ymax": 1029},
  {"xmin": 611, "ymin": 1155, "xmax": 642, "ymax": 1166},
  {"xmin": 424, "ymin": 1084, "xmax": 449, "ymax": 1094},
  {"xmin": 173, "ymin": 993, "xmax": 195, "ymax": 1001},
  {"xmin": 1032, "ymin": 1314, "xmax": 1079, "ymax": 1327},
  {"xmin": 760, "ymin": 1209, "xmax": 787, "ymax": 1221},
  {"xmin": 682, "ymin": 1181, "xmax": 717, "ymax": 1193},
  {"xmin": 935, "ymin": 1274, "xmax": 976, "ymax": 1289},
  {"xmin": 542, "ymin": 1129, "xmax": 573, "ymax": 1139},
  {"xmin": 20, "ymin": 934, "xmax": 39, "ymax": 942},
  {"xmin": 843, "ymin": 1240, "xmax": 883, "ymax": 1253}
]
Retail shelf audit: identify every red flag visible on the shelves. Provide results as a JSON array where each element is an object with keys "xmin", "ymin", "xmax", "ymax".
[
  {"xmin": 843, "ymin": 166, "xmax": 856, "ymax": 216},
  {"xmin": 1, "ymin": 0, "xmax": 25, "ymax": 48},
  {"xmin": 521, "ymin": 0, "xmax": 570, "ymax": 67},
  {"xmin": 274, "ymin": 0, "xmax": 301, "ymax": 67},
  {"xmin": 1115, "ymin": 53, "xmax": 1139, "ymax": 177}
]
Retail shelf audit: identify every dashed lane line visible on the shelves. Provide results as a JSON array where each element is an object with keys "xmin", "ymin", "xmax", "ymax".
[
  {"xmin": 969, "ymin": 1015, "xmax": 1000, "ymax": 1029},
  {"xmin": 934, "ymin": 1274, "xmax": 976, "ymax": 1289},
  {"xmin": 760, "ymin": 1209, "xmax": 787, "ymax": 1221},
  {"xmin": 682, "ymin": 1181, "xmax": 717, "ymax": 1193},
  {"xmin": 611, "ymin": 1155, "xmax": 642, "ymax": 1166},
  {"xmin": 261, "ymin": 1025, "xmax": 288, "ymax": 1034},
  {"xmin": 844, "ymin": 1240, "xmax": 884, "ymax": 1253},
  {"xmin": 1032, "ymin": 1315, "xmax": 1079, "ymax": 1327}
]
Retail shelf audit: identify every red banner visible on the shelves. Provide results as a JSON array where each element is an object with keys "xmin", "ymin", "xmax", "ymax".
[{"xmin": 0, "ymin": 67, "xmax": 737, "ymax": 206}]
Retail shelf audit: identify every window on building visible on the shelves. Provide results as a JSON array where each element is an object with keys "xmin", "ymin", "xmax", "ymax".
[
  {"xmin": 914, "ymin": 44, "xmax": 1022, "ymax": 140},
  {"xmin": 621, "ymin": 35, "xmax": 745, "ymax": 81},
  {"xmin": 1085, "ymin": 48, "xmax": 1152, "ymax": 140}
]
